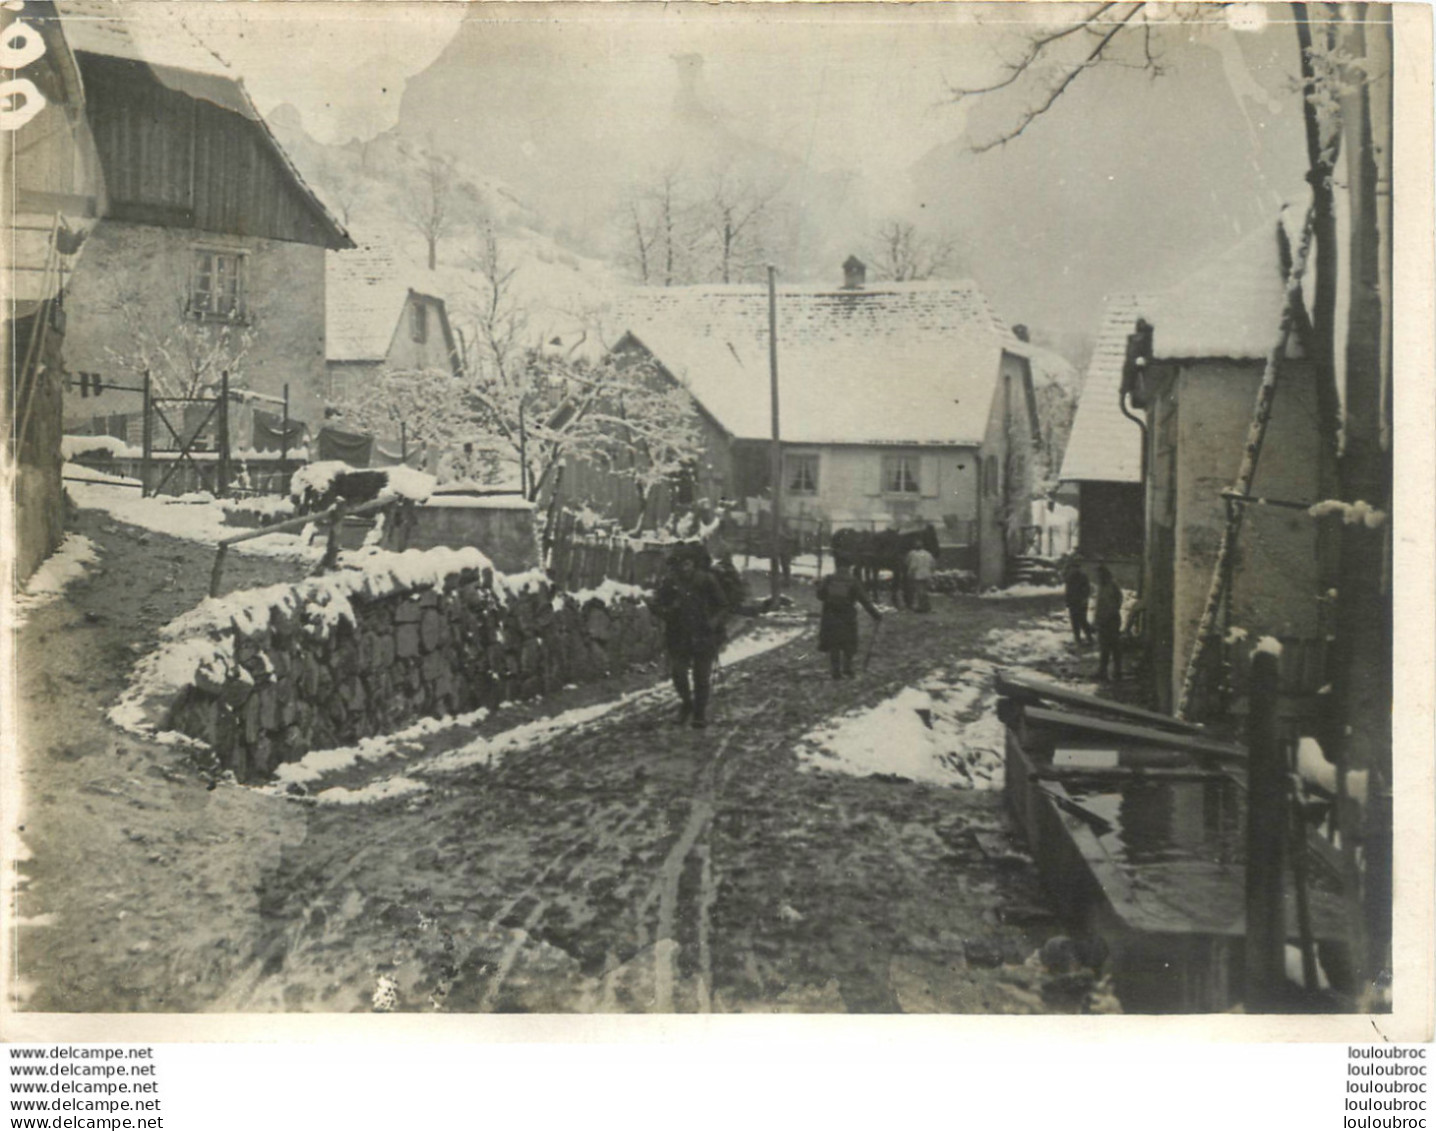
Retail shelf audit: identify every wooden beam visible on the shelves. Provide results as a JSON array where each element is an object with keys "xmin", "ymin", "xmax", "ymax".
[
  {"xmin": 1022, "ymin": 705, "xmax": 1247, "ymax": 762},
  {"xmin": 996, "ymin": 671, "xmax": 1207, "ymax": 733}
]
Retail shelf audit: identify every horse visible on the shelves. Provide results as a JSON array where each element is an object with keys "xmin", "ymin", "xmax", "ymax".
[{"xmin": 829, "ymin": 523, "xmax": 940, "ymax": 608}]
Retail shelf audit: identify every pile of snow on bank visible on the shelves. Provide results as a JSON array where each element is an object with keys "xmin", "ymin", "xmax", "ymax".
[
  {"xmin": 11, "ymin": 535, "xmax": 101, "ymax": 621},
  {"xmin": 66, "ymin": 469, "xmax": 318, "ymax": 558},
  {"xmin": 109, "ymin": 546, "xmax": 511, "ymax": 738},
  {"xmin": 289, "ymin": 461, "xmax": 435, "ymax": 504}
]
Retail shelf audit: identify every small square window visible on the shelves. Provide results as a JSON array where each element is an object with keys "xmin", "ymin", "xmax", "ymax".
[
  {"xmin": 883, "ymin": 455, "xmax": 920, "ymax": 494},
  {"xmin": 786, "ymin": 453, "xmax": 818, "ymax": 494},
  {"xmin": 190, "ymin": 250, "xmax": 244, "ymax": 320}
]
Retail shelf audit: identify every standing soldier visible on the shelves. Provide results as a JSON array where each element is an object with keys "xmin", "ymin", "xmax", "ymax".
[
  {"xmin": 652, "ymin": 543, "xmax": 729, "ymax": 728},
  {"xmin": 816, "ymin": 560, "xmax": 882, "ymax": 679},
  {"xmin": 1094, "ymin": 565, "xmax": 1124, "ymax": 681},
  {"xmin": 904, "ymin": 541, "xmax": 936, "ymax": 613},
  {"xmin": 1064, "ymin": 560, "xmax": 1094, "ymax": 646}
]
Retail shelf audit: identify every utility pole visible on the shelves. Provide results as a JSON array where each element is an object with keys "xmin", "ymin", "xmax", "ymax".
[{"xmin": 767, "ymin": 264, "xmax": 782, "ymax": 603}]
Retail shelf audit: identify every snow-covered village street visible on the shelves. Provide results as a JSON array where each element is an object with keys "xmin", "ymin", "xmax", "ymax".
[
  {"xmin": 5, "ymin": 0, "xmax": 1415, "ymax": 1049},
  {"xmin": 13, "ymin": 489, "xmax": 1110, "ymax": 1015}
]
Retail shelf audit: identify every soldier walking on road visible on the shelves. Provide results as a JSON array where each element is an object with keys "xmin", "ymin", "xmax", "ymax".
[
  {"xmin": 651, "ymin": 543, "xmax": 729, "ymax": 728},
  {"xmin": 816, "ymin": 560, "xmax": 882, "ymax": 679}
]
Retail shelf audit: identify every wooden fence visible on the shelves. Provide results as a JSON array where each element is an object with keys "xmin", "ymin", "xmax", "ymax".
[{"xmin": 546, "ymin": 510, "xmax": 669, "ymax": 593}]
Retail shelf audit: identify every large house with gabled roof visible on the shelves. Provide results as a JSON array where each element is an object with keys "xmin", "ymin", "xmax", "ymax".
[
  {"xmin": 569, "ymin": 259, "xmax": 1042, "ymax": 587},
  {"xmin": 56, "ymin": 0, "xmax": 353, "ymax": 441}
]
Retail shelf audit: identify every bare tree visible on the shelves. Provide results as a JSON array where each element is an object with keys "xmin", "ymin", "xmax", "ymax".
[
  {"xmin": 103, "ymin": 280, "xmax": 254, "ymax": 401},
  {"xmin": 401, "ymin": 145, "xmax": 457, "ymax": 271},
  {"xmin": 868, "ymin": 220, "xmax": 961, "ymax": 282},
  {"xmin": 460, "ymin": 226, "xmax": 703, "ymax": 504},
  {"xmin": 615, "ymin": 166, "xmax": 701, "ymax": 286},
  {"xmin": 696, "ymin": 168, "xmax": 779, "ymax": 284},
  {"xmin": 327, "ymin": 366, "xmax": 469, "ymax": 459}
]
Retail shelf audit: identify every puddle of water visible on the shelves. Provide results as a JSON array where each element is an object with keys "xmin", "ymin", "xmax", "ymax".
[{"xmin": 1063, "ymin": 777, "xmax": 1245, "ymax": 867}]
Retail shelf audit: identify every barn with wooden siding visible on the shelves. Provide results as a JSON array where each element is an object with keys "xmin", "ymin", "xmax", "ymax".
[
  {"xmin": 1058, "ymin": 296, "xmax": 1146, "ymax": 586},
  {"xmin": 56, "ymin": 0, "xmax": 352, "ymax": 440}
]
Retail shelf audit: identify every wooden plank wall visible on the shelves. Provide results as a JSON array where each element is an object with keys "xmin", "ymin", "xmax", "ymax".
[{"xmin": 81, "ymin": 54, "xmax": 335, "ymax": 247}]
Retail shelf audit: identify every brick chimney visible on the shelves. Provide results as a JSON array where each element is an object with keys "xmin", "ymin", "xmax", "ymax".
[{"xmin": 842, "ymin": 255, "xmax": 866, "ymax": 290}]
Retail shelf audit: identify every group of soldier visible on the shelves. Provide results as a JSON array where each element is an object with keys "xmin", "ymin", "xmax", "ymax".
[
  {"xmin": 1062, "ymin": 561, "xmax": 1126, "ymax": 681},
  {"xmin": 650, "ymin": 537, "xmax": 1131, "ymax": 732},
  {"xmin": 649, "ymin": 540, "xmax": 940, "ymax": 727}
]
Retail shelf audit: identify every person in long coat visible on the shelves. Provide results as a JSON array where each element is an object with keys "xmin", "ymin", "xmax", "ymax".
[
  {"xmin": 652, "ymin": 545, "xmax": 729, "ymax": 728},
  {"xmin": 1094, "ymin": 565, "xmax": 1124, "ymax": 681},
  {"xmin": 1063, "ymin": 561, "xmax": 1094, "ymax": 646},
  {"xmin": 816, "ymin": 561, "xmax": 882, "ymax": 679}
]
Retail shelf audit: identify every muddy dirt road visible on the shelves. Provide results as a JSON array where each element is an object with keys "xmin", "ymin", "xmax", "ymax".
[{"xmin": 11, "ymin": 510, "xmax": 1104, "ymax": 1015}]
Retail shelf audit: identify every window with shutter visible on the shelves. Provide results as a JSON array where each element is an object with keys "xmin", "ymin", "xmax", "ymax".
[
  {"xmin": 882, "ymin": 455, "xmax": 920, "ymax": 494},
  {"xmin": 785, "ymin": 453, "xmax": 819, "ymax": 494}
]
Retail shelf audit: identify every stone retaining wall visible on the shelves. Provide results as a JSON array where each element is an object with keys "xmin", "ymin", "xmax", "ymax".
[{"xmin": 151, "ymin": 556, "xmax": 662, "ymax": 783}]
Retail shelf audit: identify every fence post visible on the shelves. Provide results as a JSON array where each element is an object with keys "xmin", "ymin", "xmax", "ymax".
[
  {"xmin": 280, "ymin": 383, "xmax": 290, "ymax": 493},
  {"xmin": 1244, "ymin": 646, "xmax": 1286, "ymax": 1010},
  {"xmin": 216, "ymin": 369, "xmax": 231, "ymax": 498},
  {"xmin": 141, "ymin": 369, "xmax": 152, "ymax": 498}
]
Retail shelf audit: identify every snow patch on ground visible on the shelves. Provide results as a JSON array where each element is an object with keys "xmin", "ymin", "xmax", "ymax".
[
  {"xmin": 270, "ymin": 709, "xmax": 490, "ymax": 787},
  {"xmin": 798, "ymin": 662, "xmax": 1003, "ymax": 788},
  {"xmin": 314, "ymin": 776, "xmax": 429, "ymax": 806},
  {"xmin": 66, "ymin": 471, "xmax": 319, "ymax": 560},
  {"xmin": 796, "ymin": 610, "xmax": 1087, "ymax": 790},
  {"xmin": 980, "ymin": 584, "xmax": 1065, "ymax": 600},
  {"xmin": 15, "ymin": 535, "xmax": 100, "ymax": 612},
  {"xmin": 720, "ymin": 624, "xmax": 804, "ymax": 665}
]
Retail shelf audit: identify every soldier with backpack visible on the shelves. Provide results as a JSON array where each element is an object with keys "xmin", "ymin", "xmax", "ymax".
[
  {"xmin": 815, "ymin": 560, "xmax": 882, "ymax": 679},
  {"xmin": 651, "ymin": 543, "xmax": 731, "ymax": 729}
]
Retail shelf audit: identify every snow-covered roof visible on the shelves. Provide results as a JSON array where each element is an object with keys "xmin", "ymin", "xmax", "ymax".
[
  {"xmin": 1060, "ymin": 296, "xmax": 1144, "ymax": 485},
  {"xmin": 327, "ymin": 245, "xmax": 450, "ymax": 363},
  {"xmin": 615, "ymin": 279, "xmax": 1009, "ymax": 349},
  {"xmin": 1137, "ymin": 219, "xmax": 1300, "ymax": 362},
  {"xmin": 58, "ymin": 0, "xmax": 235, "ymax": 79},
  {"xmin": 57, "ymin": 0, "xmax": 352, "ymax": 250},
  {"xmin": 619, "ymin": 281, "xmax": 1018, "ymax": 447}
]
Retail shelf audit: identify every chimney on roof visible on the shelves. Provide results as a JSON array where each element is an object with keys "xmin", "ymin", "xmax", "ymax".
[
  {"xmin": 842, "ymin": 255, "xmax": 866, "ymax": 290},
  {"xmin": 1012, "ymin": 324, "xmax": 1030, "ymax": 342}
]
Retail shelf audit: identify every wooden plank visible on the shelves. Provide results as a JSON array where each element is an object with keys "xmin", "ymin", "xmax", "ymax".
[
  {"xmin": 1023, "ymin": 705, "xmax": 1247, "ymax": 762},
  {"xmin": 996, "ymin": 671, "xmax": 1206, "ymax": 733},
  {"xmin": 1027, "ymin": 765, "xmax": 1232, "ymax": 784}
]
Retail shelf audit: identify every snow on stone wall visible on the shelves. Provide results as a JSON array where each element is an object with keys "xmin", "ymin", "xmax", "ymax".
[{"xmin": 114, "ymin": 547, "xmax": 662, "ymax": 782}]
